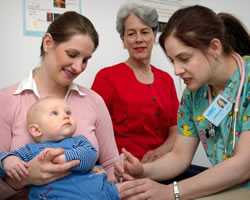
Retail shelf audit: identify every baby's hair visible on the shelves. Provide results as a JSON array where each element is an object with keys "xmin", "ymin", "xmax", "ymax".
[{"xmin": 28, "ymin": 97, "xmax": 56, "ymax": 123}]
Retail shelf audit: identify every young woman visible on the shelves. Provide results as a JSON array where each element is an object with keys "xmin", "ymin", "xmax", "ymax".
[{"xmin": 0, "ymin": 11, "xmax": 119, "ymax": 199}]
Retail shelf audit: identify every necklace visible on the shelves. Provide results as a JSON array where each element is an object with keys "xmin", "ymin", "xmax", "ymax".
[{"xmin": 206, "ymin": 53, "xmax": 245, "ymax": 158}]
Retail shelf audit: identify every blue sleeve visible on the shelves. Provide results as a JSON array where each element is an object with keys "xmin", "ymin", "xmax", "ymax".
[
  {"xmin": 0, "ymin": 152, "xmax": 15, "ymax": 177},
  {"xmin": 0, "ymin": 145, "xmax": 36, "ymax": 177},
  {"xmin": 0, "ymin": 152, "xmax": 21, "ymax": 177},
  {"xmin": 64, "ymin": 136, "xmax": 97, "ymax": 172},
  {"xmin": 13, "ymin": 145, "xmax": 36, "ymax": 161},
  {"xmin": 0, "ymin": 169, "xmax": 4, "ymax": 177}
]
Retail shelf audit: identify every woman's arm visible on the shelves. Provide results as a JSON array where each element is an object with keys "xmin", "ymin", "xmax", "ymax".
[
  {"xmin": 115, "ymin": 135, "xmax": 198, "ymax": 181},
  {"xmin": 93, "ymin": 93, "xmax": 119, "ymax": 181},
  {"xmin": 118, "ymin": 135, "xmax": 198, "ymax": 200},
  {"xmin": 177, "ymin": 131, "xmax": 250, "ymax": 199},
  {"xmin": 0, "ymin": 178, "xmax": 18, "ymax": 199},
  {"xmin": 3, "ymin": 148, "xmax": 79, "ymax": 186},
  {"xmin": 142, "ymin": 125, "xmax": 178, "ymax": 163},
  {"xmin": 162, "ymin": 125, "xmax": 178, "ymax": 152},
  {"xmin": 122, "ymin": 132, "xmax": 250, "ymax": 200},
  {"xmin": 143, "ymin": 134, "xmax": 198, "ymax": 180},
  {"xmin": 0, "ymin": 88, "xmax": 21, "ymax": 199},
  {"xmin": 26, "ymin": 148, "xmax": 79, "ymax": 185},
  {"xmin": 1, "ymin": 147, "xmax": 79, "ymax": 198}
]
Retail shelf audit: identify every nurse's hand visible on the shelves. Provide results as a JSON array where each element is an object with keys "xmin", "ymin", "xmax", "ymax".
[
  {"xmin": 114, "ymin": 148, "xmax": 144, "ymax": 182},
  {"xmin": 119, "ymin": 178, "xmax": 172, "ymax": 200}
]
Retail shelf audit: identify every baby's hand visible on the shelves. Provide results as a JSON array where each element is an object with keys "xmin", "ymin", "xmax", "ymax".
[
  {"xmin": 38, "ymin": 148, "xmax": 65, "ymax": 164},
  {"xmin": 92, "ymin": 165, "xmax": 106, "ymax": 174},
  {"xmin": 52, "ymin": 154, "xmax": 66, "ymax": 164},
  {"xmin": 2, "ymin": 156, "xmax": 28, "ymax": 181}
]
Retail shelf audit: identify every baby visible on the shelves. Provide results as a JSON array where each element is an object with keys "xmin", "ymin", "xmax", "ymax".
[{"xmin": 0, "ymin": 97, "xmax": 120, "ymax": 200}]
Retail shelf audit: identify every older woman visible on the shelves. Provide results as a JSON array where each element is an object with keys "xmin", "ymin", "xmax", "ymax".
[{"xmin": 92, "ymin": 3, "xmax": 179, "ymax": 162}]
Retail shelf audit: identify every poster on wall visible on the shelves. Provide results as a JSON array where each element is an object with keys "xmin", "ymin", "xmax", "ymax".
[
  {"xmin": 23, "ymin": 0, "xmax": 82, "ymax": 36},
  {"xmin": 128, "ymin": 0, "xmax": 199, "ymax": 32}
]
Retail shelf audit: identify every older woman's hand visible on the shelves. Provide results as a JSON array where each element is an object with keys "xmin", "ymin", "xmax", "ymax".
[
  {"xmin": 141, "ymin": 145, "xmax": 167, "ymax": 163},
  {"xmin": 27, "ymin": 148, "xmax": 79, "ymax": 185},
  {"xmin": 120, "ymin": 178, "xmax": 172, "ymax": 200}
]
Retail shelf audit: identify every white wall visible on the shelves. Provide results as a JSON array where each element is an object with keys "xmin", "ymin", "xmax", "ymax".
[{"xmin": 1, "ymin": 0, "xmax": 250, "ymax": 167}]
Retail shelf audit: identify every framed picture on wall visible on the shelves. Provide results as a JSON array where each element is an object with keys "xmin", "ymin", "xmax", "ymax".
[{"xmin": 23, "ymin": 0, "xmax": 82, "ymax": 37}]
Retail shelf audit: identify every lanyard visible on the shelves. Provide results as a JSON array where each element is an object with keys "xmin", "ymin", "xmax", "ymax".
[{"xmin": 207, "ymin": 53, "xmax": 245, "ymax": 155}]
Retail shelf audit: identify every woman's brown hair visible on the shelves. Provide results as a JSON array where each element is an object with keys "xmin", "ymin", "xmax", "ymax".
[
  {"xmin": 159, "ymin": 5, "xmax": 250, "ymax": 56},
  {"xmin": 40, "ymin": 11, "xmax": 99, "ymax": 57}
]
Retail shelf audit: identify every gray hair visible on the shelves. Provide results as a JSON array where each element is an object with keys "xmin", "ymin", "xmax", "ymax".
[{"xmin": 116, "ymin": 3, "xmax": 159, "ymax": 38}]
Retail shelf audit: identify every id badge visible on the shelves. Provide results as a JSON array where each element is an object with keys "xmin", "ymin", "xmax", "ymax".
[{"xmin": 203, "ymin": 94, "xmax": 232, "ymax": 126}]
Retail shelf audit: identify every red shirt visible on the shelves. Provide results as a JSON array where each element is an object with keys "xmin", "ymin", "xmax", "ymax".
[{"xmin": 92, "ymin": 63, "xmax": 179, "ymax": 160}]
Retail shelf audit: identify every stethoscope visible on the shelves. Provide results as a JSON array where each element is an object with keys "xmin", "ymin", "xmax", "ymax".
[{"xmin": 207, "ymin": 53, "xmax": 245, "ymax": 153}]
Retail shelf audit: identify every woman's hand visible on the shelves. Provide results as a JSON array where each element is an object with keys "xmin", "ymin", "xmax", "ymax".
[
  {"xmin": 4, "ymin": 175, "xmax": 28, "ymax": 190},
  {"xmin": 119, "ymin": 178, "xmax": 173, "ymax": 200},
  {"xmin": 142, "ymin": 126, "xmax": 177, "ymax": 163},
  {"xmin": 123, "ymin": 149, "xmax": 144, "ymax": 177},
  {"xmin": 114, "ymin": 149, "xmax": 144, "ymax": 182},
  {"xmin": 114, "ymin": 153, "xmax": 133, "ymax": 182},
  {"xmin": 27, "ymin": 148, "xmax": 79, "ymax": 185},
  {"xmin": 141, "ymin": 145, "xmax": 167, "ymax": 163}
]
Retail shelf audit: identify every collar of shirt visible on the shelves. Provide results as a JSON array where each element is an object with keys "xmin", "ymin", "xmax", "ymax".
[
  {"xmin": 13, "ymin": 69, "xmax": 86, "ymax": 98},
  {"xmin": 199, "ymin": 65, "xmax": 241, "ymax": 105},
  {"xmin": 216, "ymin": 63, "xmax": 241, "ymax": 104}
]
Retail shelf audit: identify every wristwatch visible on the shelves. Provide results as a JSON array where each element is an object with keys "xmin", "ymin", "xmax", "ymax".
[{"xmin": 173, "ymin": 181, "xmax": 181, "ymax": 200}]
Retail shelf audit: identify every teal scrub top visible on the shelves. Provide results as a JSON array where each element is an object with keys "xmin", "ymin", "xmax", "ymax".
[{"xmin": 178, "ymin": 56, "xmax": 250, "ymax": 188}]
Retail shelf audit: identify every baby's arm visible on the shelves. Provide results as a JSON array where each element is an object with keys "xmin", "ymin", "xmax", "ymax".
[
  {"xmin": 33, "ymin": 136, "xmax": 97, "ymax": 173},
  {"xmin": 39, "ymin": 149, "xmax": 65, "ymax": 164},
  {"xmin": 2, "ymin": 156, "xmax": 28, "ymax": 181},
  {"xmin": 64, "ymin": 136, "xmax": 97, "ymax": 172}
]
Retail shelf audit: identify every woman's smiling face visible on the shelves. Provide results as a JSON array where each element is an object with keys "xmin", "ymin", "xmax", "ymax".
[{"xmin": 43, "ymin": 33, "xmax": 95, "ymax": 87}]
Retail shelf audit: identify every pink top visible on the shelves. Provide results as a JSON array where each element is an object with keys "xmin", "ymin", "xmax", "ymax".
[{"xmin": 0, "ymin": 72, "xmax": 119, "ymax": 199}]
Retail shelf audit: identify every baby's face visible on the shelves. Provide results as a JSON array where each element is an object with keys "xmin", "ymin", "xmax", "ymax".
[{"xmin": 37, "ymin": 98, "xmax": 76, "ymax": 141}]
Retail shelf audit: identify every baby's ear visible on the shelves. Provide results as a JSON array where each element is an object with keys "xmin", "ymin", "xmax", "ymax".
[{"xmin": 28, "ymin": 124, "xmax": 42, "ymax": 139}]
